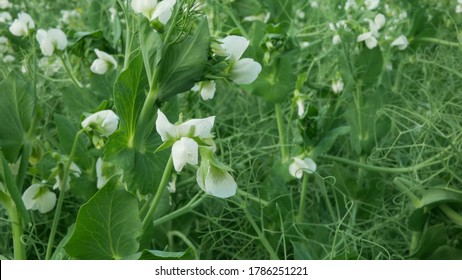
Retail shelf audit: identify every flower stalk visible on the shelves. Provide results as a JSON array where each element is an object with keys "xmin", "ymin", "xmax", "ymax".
[{"xmin": 45, "ymin": 129, "xmax": 83, "ymax": 260}]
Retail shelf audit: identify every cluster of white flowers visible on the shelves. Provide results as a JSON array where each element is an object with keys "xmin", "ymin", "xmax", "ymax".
[
  {"xmin": 329, "ymin": 20, "xmax": 348, "ymax": 45},
  {"xmin": 156, "ymin": 110, "xmax": 237, "ymax": 198},
  {"xmin": 357, "ymin": 13, "xmax": 385, "ymax": 49},
  {"xmin": 131, "ymin": 0, "xmax": 176, "ymax": 25},
  {"xmin": 0, "ymin": 35, "xmax": 15, "ymax": 63},
  {"xmin": 192, "ymin": 35, "xmax": 262, "ymax": 101}
]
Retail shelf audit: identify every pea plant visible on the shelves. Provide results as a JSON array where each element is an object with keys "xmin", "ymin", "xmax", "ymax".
[{"xmin": 1, "ymin": 0, "xmax": 462, "ymax": 260}]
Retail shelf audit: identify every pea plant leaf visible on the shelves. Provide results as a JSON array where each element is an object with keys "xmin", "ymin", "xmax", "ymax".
[
  {"xmin": 64, "ymin": 177, "xmax": 142, "ymax": 259},
  {"xmin": 105, "ymin": 52, "xmax": 169, "ymax": 194},
  {"xmin": 0, "ymin": 71, "xmax": 34, "ymax": 163},
  {"xmin": 156, "ymin": 18, "xmax": 210, "ymax": 101}
]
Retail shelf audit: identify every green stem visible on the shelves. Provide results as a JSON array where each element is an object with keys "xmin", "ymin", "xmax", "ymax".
[
  {"xmin": 153, "ymin": 193, "xmax": 205, "ymax": 227},
  {"xmin": 275, "ymin": 103, "xmax": 288, "ymax": 162},
  {"xmin": 415, "ymin": 37, "xmax": 460, "ymax": 47},
  {"xmin": 440, "ymin": 204, "xmax": 462, "ymax": 227},
  {"xmin": 58, "ymin": 53, "xmax": 83, "ymax": 88},
  {"xmin": 45, "ymin": 130, "xmax": 83, "ymax": 260},
  {"xmin": 244, "ymin": 209, "xmax": 279, "ymax": 260},
  {"xmin": 2, "ymin": 195, "xmax": 26, "ymax": 260},
  {"xmin": 238, "ymin": 189, "xmax": 269, "ymax": 207},
  {"xmin": 392, "ymin": 177, "xmax": 421, "ymax": 208},
  {"xmin": 410, "ymin": 232, "xmax": 421, "ymax": 255},
  {"xmin": 134, "ymin": 87, "xmax": 159, "ymax": 149},
  {"xmin": 142, "ymin": 156, "xmax": 173, "ymax": 230},
  {"xmin": 296, "ymin": 175, "xmax": 309, "ymax": 223},
  {"xmin": 319, "ymin": 154, "xmax": 446, "ymax": 174},
  {"xmin": 118, "ymin": 0, "xmax": 133, "ymax": 70},
  {"xmin": 15, "ymin": 144, "xmax": 31, "ymax": 193}
]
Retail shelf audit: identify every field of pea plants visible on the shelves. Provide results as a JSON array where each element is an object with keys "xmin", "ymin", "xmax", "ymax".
[{"xmin": 1, "ymin": 0, "xmax": 462, "ymax": 260}]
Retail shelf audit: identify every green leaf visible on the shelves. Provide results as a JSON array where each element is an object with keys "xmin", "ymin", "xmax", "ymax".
[
  {"xmin": 54, "ymin": 114, "xmax": 90, "ymax": 168},
  {"xmin": 354, "ymin": 47, "xmax": 383, "ymax": 88},
  {"xmin": 106, "ymin": 54, "xmax": 169, "ymax": 194},
  {"xmin": 64, "ymin": 177, "xmax": 142, "ymax": 259},
  {"xmin": 156, "ymin": 19, "xmax": 210, "ymax": 100},
  {"xmin": 51, "ymin": 224, "xmax": 75, "ymax": 260},
  {"xmin": 138, "ymin": 248, "xmax": 196, "ymax": 260},
  {"xmin": 428, "ymin": 245, "xmax": 462, "ymax": 260},
  {"xmin": 313, "ymin": 126, "xmax": 350, "ymax": 156},
  {"xmin": 412, "ymin": 224, "xmax": 447, "ymax": 259},
  {"xmin": 252, "ymin": 54, "xmax": 296, "ymax": 103},
  {"xmin": 0, "ymin": 71, "xmax": 34, "ymax": 162}
]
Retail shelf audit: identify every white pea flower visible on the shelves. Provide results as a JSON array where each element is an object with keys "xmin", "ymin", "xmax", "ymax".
[
  {"xmin": 0, "ymin": 11, "xmax": 12, "ymax": 23},
  {"xmin": 36, "ymin": 28, "xmax": 67, "ymax": 56},
  {"xmin": 196, "ymin": 159, "xmax": 237, "ymax": 198},
  {"xmin": 332, "ymin": 34, "xmax": 342, "ymax": 45},
  {"xmin": 344, "ymin": 0, "xmax": 357, "ymax": 11},
  {"xmin": 289, "ymin": 157, "xmax": 317, "ymax": 179},
  {"xmin": 457, "ymin": 0, "xmax": 462, "ymax": 13},
  {"xmin": 391, "ymin": 35, "xmax": 409, "ymax": 50},
  {"xmin": 22, "ymin": 183, "xmax": 57, "ymax": 214},
  {"xmin": 81, "ymin": 110, "xmax": 119, "ymax": 137},
  {"xmin": 219, "ymin": 35, "xmax": 262, "ymax": 85},
  {"xmin": 156, "ymin": 109, "xmax": 214, "ymax": 173},
  {"xmin": 192, "ymin": 80, "xmax": 216, "ymax": 100},
  {"xmin": 3, "ymin": 54, "xmax": 15, "ymax": 63},
  {"xmin": 52, "ymin": 162, "xmax": 81, "ymax": 192},
  {"xmin": 365, "ymin": 0, "xmax": 380, "ymax": 10},
  {"xmin": 90, "ymin": 49, "xmax": 118, "ymax": 74},
  {"xmin": 131, "ymin": 0, "xmax": 176, "ymax": 24},
  {"xmin": 9, "ymin": 12, "xmax": 35, "ymax": 37},
  {"xmin": 0, "ymin": 0, "xmax": 12, "ymax": 9},
  {"xmin": 332, "ymin": 78, "xmax": 344, "ymax": 94},
  {"xmin": 357, "ymin": 31, "xmax": 378, "ymax": 49},
  {"xmin": 369, "ymin": 13, "xmax": 386, "ymax": 36}
]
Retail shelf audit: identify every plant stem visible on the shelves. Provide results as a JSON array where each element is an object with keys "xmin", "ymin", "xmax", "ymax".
[
  {"xmin": 1, "ymin": 195, "xmax": 26, "ymax": 260},
  {"xmin": 134, "ymin": 87, "xmax": 159, "ymax": 149},
  {"xmin": 319, "ymin": 154, "xmax": 446, "ymax": 174},
  {"xmin": 45, "ymin": 130, "xmax": 83, "ymax": 260},
  {"xmin": 15, "ymin": 143, "xmax": 31, "ymax": 193},
  {"xmin": 440, "ymin": 204, "xmax": 462, "ymax": 227},
  {"xmin": 58, "ymin": 53, "xmax": 83, "ymax": 88},
  {"xmin": 392, "ymin": 177, "xmax": 421, "ymax": 208},
  {"xmin": 142, "ymin": 156, "xmax": 173, "ymax": 230},
  {"xmin": 415, "ymin": 37, "xmax": 460, "ymax": 47},
  {"xmin": 244, "ymin": 209, "xmax": 279, "ymax": 260},
  {"xmin": 118, "ymin": 0, "xmax": 133, "ymax": 70},
  {"xmin": 275, "ymin": 103, "xmax": 288, "ymax": 162},
  {"xmin": 296, "ymin": 175, "xmax": 309, "ymax": 223},
  {"xmin": 153, "ymin": 193, "xmax": 205, "ymax": 227}
]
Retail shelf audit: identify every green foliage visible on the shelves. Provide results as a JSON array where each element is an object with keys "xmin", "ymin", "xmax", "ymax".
[{"xmin": 64, "ymin": 177, "xmax": 142, "ymax": 259}]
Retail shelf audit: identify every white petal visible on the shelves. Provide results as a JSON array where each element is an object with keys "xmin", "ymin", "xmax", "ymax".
[
  {"xmin": 365, "ymin": 0, "xmax": 379, "ymax": 10},
  {"xmin": 230, "ymin": 58, "xmax": 262, "ymax": 84},
  {"xmin": 0, "ymin": 12, "xmax": 12, "ymax": 23},
  {"xmin": 357, "ymin": 32, "xmax": 372, "ymax": 42},
  {"xmin": 297, "ymin": 98, "xmax": 305, "ymax": 118},
  {"xmin": 152, "ymin": 0, "xmax": 176, "ymax": 24},
  {"xmin": 180, "ymin": 116, "xmax": 215, "ymax": 138},
  {"xmin": 171, "ymin": 137, "xmax": 198, "ymax": 172},
  {"xmin": 22, "ymin": 184, "xmax": 41, "ymax": 210},
  {"xmin": 18, "ymin": 12, "xmax": 35, "ymax": 29},
  {"xmin": 332, "ymin": 34, "xmax": 342, "ymax": 45},
  {"xmin": 36, "ymin": 191, "xmax": 57, "ymax": 213},
  {"xmin": 365, "ymin": 36, "xmax": 378, "ymax": 49},
  {"xmin": 374, "ymin": 14, "xmax": 386, "ymax": 29},
  {"xmin": 131, "ymin": 0, "xmax": 158, "ymax": 19},
  {"xmin": 457, "ymin": 5, "xmax": 462, "ymax": 13},
  {"xmin": 53, "ymin": 176, "xmax": 70, "ymax": 192},
  {"xmin": 200, "ymin": 81, "xmax": 216, "ymax": 100},
  {"xmin": 81, "ymin": 110, "xmax": 119, "ymax": 136},
  {"xmin": 391, "ymin": 35, "xmax": 409, "ymax": 50},
  {"xmin": 90, "ymin": 59, "xmax": 109, "ymax": 74},
  {"xmin": 48, "ymin": 28, "xmax": 67, "ymax": 50},
  {"xmin": 96, "ymin": 158, "xmax": 107, "ymax": 189},
  {"xmin": 155, "ymin": 109, "xmax": 175, "ymax": 141},
  {"xmin": 289, "ymin": 157, "xmax": 316, "ymax": 179},
  {"xmin": 40, "ymin": 38, "xmax": 55, "ymax": 56},
  {"xmin": 9, "ymin": 19, "xmax": 27, "ymax": 36},
  {"xmin": 204, "ymin": 165, "xmax": 237, "ymax": 198},
  {"xmin": 220, "ymin": 35, "xmax": 249, "ymax": 61},
  {"xmin": 36, "ymin": 29, "xmax": 48, "ymax": 44},
  {"xmin": 70, "ymin": 162, "xmax": 82, "ymax": 177},
  {"xmin": 94, "ymin": 49, "xmax": 118, "ymax": 68}
]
